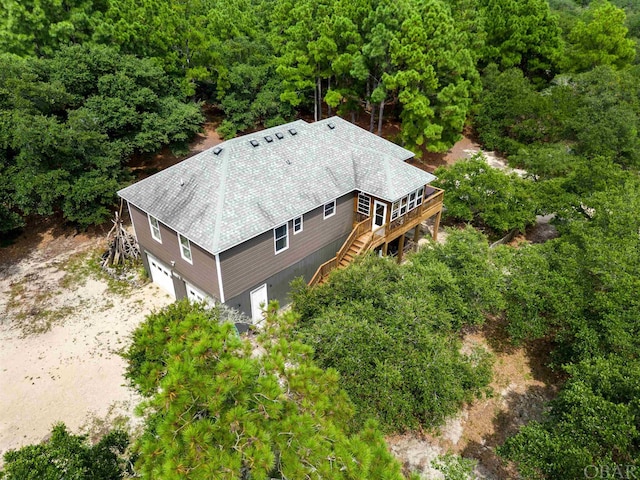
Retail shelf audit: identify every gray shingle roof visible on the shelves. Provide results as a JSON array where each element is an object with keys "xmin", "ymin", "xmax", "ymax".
[{"xmin": 118, "ymin": 116, "xmax": 435, "ymax": 254}]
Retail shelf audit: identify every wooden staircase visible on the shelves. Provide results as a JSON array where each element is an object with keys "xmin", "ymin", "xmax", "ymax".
[
  {"xmin": 338, "ymin": 234, "xmax": 369, "ymax": 268},
  {"xmin": 309, "ymin": 218, "xmax": 373, "ymax": 286}
]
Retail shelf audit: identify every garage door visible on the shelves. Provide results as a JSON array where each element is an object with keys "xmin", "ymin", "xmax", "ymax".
[
  {"xmin": 186, "ymin": 281, "xmax": 211, "ymax": 305},
  {"xmin": 147, "ymin": 254, "xmax": 176, "ymax": 298}
]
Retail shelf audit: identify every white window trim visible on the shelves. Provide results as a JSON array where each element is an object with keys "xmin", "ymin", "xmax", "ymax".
[
  {"xmin": 323, "ymin": 199, "xmax": 336, "ymax": 219},
  {"xmin": 178, "ymin": 233, "xmax": 193, "ymax": 264},
  {"xmin": 274, "ymin": 223, "xmax": 289, "ymax": 254},
  {"xmin": 293, "ymin": 216, "xmax": 303, "ymax": 234},
  {"xmin": 148, "ymin": 214, "xmax": 162, "ymax": 243}
]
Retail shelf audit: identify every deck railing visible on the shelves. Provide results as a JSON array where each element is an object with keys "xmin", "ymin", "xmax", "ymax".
[
  {"xmin": 308, "ymin": 188, "xmax": 444, "ymax": 287},
  {"xmin": 388, "ymin": 188, "xmax": 444, "ymax": 235}
]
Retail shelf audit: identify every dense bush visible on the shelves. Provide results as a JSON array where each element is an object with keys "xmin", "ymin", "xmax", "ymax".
[
  {"xmin": 291, "ymin": 228, "xmax": 497, "ymax": 431},
  {"xmin": 0, "ymin": 45, "xmax": 203, "ymax": 232},
  {"xmin": 433, "ymin": 156, "xmax": 539, "ymax": 234},
  {"xmin": 0, "ymin": 423, "xmax": 131, "ymax": 480}
]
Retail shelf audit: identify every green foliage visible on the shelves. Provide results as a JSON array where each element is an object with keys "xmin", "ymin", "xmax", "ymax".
[
  {"xmin": 125, "ymin": 300, "xmax": 408, "ymax": 479},
  {"xmin": 476, "ymin": 64, "xmax": 640, "ymax": 166},
  {"xmin": 0, "ymin": 0, "xmax": 107, "ymax": 57},
  {"xmin": 562, "ymin": 0, "xmax": 636, "ymax": 72},
  {"xmin": 291, "ymin": 229, "xmax": 496, "ymax": 431},
  {"xmin": 432, "ymin": 453, "xmax": 478, "ymax": 480},
  {"xmin": 0, "ymin": 423, "xmax": 131, "ymax": 480},
  {"xmin": 500, "ymin": 356, "xmax": 640, "ymax": 479},
  {"xmin": 0, "ymin": 44, "xmax": 202, "ymax": 231},
  {"xmin": 474, "ymin": 66, "xmax": 560, "ymax": 155},
  {"xmin": 433, "ymin": 156, "xmax": 539, "ymax": 234},
  {"xmin": 479, "ymin": 0, "xmax": 563, "ymax": 81}
]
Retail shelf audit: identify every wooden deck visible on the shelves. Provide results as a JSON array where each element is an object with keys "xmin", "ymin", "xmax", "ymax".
[{"xmin": 309, "ymin": 188, "xmax": 444, "ymax": 286}]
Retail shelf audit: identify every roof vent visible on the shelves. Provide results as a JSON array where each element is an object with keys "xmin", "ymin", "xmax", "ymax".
[
  {"xmin": 328, "ymin": 122, "xmax": 336, "ymax": 129},
  {"xmin": 213, "ymin": 146, "xmax": 223, "ymax": 155},
  {"xmin": 250, "ymin": 139, "xmax": 259, "ymax": 147},
  {"xmin": 275, "ymin": 132, "xmax": 284, "ymax": 140},
  {"xmin": 288, "ymin": 128, "xmax": 297, "ymax": 136},
  {"xmin": 285, "ymin": 159, "xmax": 291, "ymax": 165},
  {"xmin": 264, "ymin": 135, "xmax": 273, "ymax": 143}
]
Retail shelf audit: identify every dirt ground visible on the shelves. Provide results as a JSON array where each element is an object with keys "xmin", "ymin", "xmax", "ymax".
[{"xmin": 0, "ymin": 225, "xmax": 172, "ymax": 460}]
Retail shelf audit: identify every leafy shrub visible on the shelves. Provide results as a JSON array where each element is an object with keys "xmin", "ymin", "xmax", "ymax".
[
  {"xmin": 433, "ymin": 156, "xmax": 539, "ymax": 234},
  {"xmin": 0, "ymin": 423, "xmax": 131, "ymax": 480},
  {"xmin": 291, "ymin": 229, "xmax": 498, "ymax": 431}
]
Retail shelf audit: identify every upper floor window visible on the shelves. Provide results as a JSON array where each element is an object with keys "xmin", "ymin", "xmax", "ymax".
[
  {"xmin": 274, "ymin": 223, "xmax": 289, "ymax": 253},
  {"xmin": 357, "ymin": 193, "xmax": 371, "ymax": 216},
  {"xmin": 391, "ymin": 186, "xmax": 427, "ymax": 220},
  {"xmin": 408, "ymin": 191, "xmax": 417, "ymax": 211},
  {"xmin": 293, "ymin": 216, "xmax": 303, "ymax": 234},
  {"xmin": 148, "ymin": 215, "xmax": 162, "ymax": 243},
  {"xmin": 323, "ymin": 200, "xmax": 336, "ymax": 219},
  {"xmin": 178, "ymin": 234, "xmax": 192, "ymax": 264}
]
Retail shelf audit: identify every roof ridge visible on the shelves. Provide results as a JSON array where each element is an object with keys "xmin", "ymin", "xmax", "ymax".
[{"xmin": 211, "ymin": 147, "xmax": 231, "ymax": 253}]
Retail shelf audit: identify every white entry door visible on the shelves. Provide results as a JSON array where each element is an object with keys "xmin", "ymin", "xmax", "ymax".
[
  {"xmin": 372, "ymin": 200, "xmax": 387, "ymax": 235},
  {"xmin": 147, "ymin": 254, "xmax": 176, "ymax": 298},
  {"xmin": 250, "ymin": 284, "xmax": 268, "ymax": 323}
]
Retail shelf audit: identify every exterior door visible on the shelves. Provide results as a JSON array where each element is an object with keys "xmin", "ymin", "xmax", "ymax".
[
  {"xmin": 147, "ymin": 253, "xmax": 176, "ymax": 298},
  {"xmin": 372, "ymin": 200, "xmax": 387, "ymax": 235},
  {"xmin": 250, "ymin": 284, "xmax": 268, "ymax": 323}
]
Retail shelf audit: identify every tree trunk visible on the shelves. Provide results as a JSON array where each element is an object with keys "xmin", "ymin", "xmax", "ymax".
[
  {"xmin": 369, "ymin": 104, "xmax": 375, "ymax": 132},
  {"xmin": 327, "ymin": 78, "xmax": 332, "ymax": 117},
  {"xmin": 317, "ymin": 77, "xmax": 322, "ymax": 120},
  {"xmin": 314, "ymin": 77, "xmax": 318, "ymax": 122},
  {"xmin": 351, "ymin": 111, "xmax": 356, "ymax": 123},
  {"xmin": 377, "ymin": 99, "xmax": 385, "ymax": 136}
]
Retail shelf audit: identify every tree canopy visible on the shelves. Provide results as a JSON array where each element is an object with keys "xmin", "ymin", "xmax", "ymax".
[{"xmin": 124, "ymin": 300, "xmax": 410, "ymax": 479}]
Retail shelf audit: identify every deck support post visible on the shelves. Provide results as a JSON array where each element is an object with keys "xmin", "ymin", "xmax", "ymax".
[
  {"xmin": 397, "ymin": 234, "xmax": 405, "ymax": 263},
  {"xmin": 413, "ymin": 225, "xmax": 421, "ymax": 251},
  {"xmin": 432, "ymin": 210, "xmax": 442, "ymax": 242},
  {"xmin": 382, "ymin": 242, "xmax": 388, "ymax": 256}
]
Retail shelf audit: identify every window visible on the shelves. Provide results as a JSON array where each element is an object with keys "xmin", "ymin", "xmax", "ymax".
[
  {"xmin": 391, "ymin": 201, "xmax": 400, "ymax": 220},
  {"xmin": 323, "ymin": 200, "xmax": 336, "ymax": 219},
  {"xmin": 399, "ymin": 197, "xmax": 408, "ymax": 216},
  {"xmin": 357, "ymin": 193, "xmax": 371, "ymax": 216},
  {"xmin": 416, "ymin": 187, "xmax": 424, "ymax": 206},
  {"xmin": 408, "ymin": 191, "xmax": 417, "ymax": 211},
  {"xmin": 178, "ymin": 234, "xmax": 192, "ymax": 263},
  {"xmin": 148, "ymin": 215, "xmax": 161, "ymax": 243},
  {"xmin": 274, "ymin": 224, "xmax": 288, "ymax": 253},
  {"xmin": 293, "ymin": 216, "xmax": 303, "ymax": 234}
]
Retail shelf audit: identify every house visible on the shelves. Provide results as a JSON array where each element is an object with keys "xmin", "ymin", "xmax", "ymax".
[{"xmin": 118, "ymin": 116, "xmax": 443, "ymax": 321}]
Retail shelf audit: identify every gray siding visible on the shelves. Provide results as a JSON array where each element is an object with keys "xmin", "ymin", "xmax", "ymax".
[
  {"xmin": 225, "ymin": 236, "xmax": 348, "ymax": 316},
  {"xmin": 220, "ymin": 192, "xmax": 355, "ymax": 299},
  {"xmin": 129, "ymin": 203, "xmax": 220, "ymax": 299}
]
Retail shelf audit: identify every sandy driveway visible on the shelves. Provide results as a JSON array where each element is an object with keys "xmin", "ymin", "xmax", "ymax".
[{"xmin": 0, "ymin": 232, "xmax": 172, "ymax": 458}]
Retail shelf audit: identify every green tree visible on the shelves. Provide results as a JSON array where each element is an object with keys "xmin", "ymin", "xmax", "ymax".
[
  {"xmin": 0, "ymin": 45, "xmax": 203, "ymax": 231},
  {"xmin": 0, "ymin": 0, "xmax": 106, "ymax": 57},
  {"xmin": 433, "ymin": 156, "xmax": 539, "ymax": 234},
  {"xmin": 125, "ymin": 300, "xmax": 410, "ymax": 479},
  {"xmin": 383, "ymin": 0, "xmax": 479, "ymax": 153},
  {"xmin": 479, "ymin": 0, "xmax": 562, "ymax": 81},
  {"xmin": 563, "ymin": 0, "xmax": 636, "ymax": 72},
  {"xmin": 0, "ymin": 423, "xmax": 131, "ymax": 480}
]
